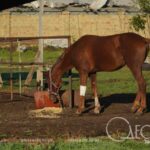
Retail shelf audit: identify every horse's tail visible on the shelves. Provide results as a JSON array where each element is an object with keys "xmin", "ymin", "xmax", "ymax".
[
  {"xmin": 145, "ymin": 38, "xmax": 150, "ymax": 52},
  {"xmin": 145, "ymin": 38, "xmax": 150, "ymax": 57},
  {"xmin": 145, "ymin": 38, "xmax": 150, "ymax": 44}
]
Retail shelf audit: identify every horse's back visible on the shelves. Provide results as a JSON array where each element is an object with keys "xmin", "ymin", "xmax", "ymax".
[
  {"xmin": 70, "ymin": 33, "xmax": 147, "ymax": 72},
  {"xmin": 119, "ymin": 33, "xmax": 148, "ymax": 67}
]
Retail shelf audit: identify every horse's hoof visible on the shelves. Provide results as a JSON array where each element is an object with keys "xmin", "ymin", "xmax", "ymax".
[
  {"xmin": 135, "ymin": 108, "xmax": 145, "ymax": 116},
  {"xmin": 131, "ymin": 105, "xmax": 140, "ymax": 113},
  {"xmin": 76, "ymin": 109, "xmax": 83, "ymax": 115},
  {"xmin": 135, "ymin": 111, "xmax": 144, "ymax": 116},
  {"xmin": 94, "ymin": 107, "xmax": 100, "ymax": 114}
]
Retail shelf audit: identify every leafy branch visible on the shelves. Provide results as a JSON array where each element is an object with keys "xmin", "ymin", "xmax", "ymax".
[{"xmin": 130, "ymin": 0, "xmax": 150, "ymax": 33}]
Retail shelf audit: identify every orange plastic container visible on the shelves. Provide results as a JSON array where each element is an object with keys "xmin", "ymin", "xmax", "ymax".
[{"xmin": 34, "ymin": 91, "xmax": 59, "ymax": 109}]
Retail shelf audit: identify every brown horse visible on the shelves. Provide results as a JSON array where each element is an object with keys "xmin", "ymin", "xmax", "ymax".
[{"xmin": 49, "ymin": 32, "xmax": 150, "ymax": 115}]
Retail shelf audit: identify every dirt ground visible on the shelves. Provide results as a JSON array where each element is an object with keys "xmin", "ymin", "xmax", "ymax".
[{"xmin": 0, "ymin": 92, "xmax": 150, "ymax": 140}]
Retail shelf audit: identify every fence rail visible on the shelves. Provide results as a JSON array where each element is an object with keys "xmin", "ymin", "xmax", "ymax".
[
  {"xmin": 0, "ymin": 35, "xmax": 73, "ymax": 107},
  {"xmin": 0, "ymin": 62, "xmax": 50, "ymax": 66},
  {"xmin": 0, "ymin": 36, "xmax": 71, "ymax": 42}
]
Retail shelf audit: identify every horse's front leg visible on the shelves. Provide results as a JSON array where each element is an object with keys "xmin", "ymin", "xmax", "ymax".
[
  {"xmin": 90, "ymin": 73, "xmax": 101, "ymax": 114},
  {"xmin": 76, "ymin": 71, "xmax": 88, "ymax": 114}
]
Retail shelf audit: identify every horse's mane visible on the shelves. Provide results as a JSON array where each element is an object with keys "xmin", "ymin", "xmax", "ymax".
[{"xmin": 52, "ymin": 48, "xmax": 70, "ymax": 71}]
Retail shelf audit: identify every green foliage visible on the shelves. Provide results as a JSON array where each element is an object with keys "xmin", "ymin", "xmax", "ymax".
[
  {"xmin": 138, "ymin": 0, "xmax": 150, "ymax": 12},
  {"xmin": 130, "ymin": 0, "xmax": 150, "ymax": 32},
  {"xmin": 0, "ymin": 140, "xmax": 150, "ymax": 150},
  {"xmin": 130, "ymin": 15, "xmax": 146, "ymax": 32}
]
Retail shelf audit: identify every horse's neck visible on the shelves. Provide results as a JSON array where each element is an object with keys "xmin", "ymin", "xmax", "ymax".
[
  {"xmin": 52, "ymin": 51, "xmax": 72, "ymax": 80},
  {"xmin": 52, "ymin": 61, "xmax": 64, "ymax": 79}
]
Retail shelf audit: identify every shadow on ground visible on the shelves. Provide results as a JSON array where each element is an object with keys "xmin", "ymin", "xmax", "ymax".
[{"xmin": 85, "ymin": 93, "xmax": 150, "ymax": 113}]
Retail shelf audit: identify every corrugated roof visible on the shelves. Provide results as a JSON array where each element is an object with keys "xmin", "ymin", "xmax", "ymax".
[
  {"xmin": 23, "ymin": 0, "xmax": 138, "ymax": 8},
  {"xmin": 47, "ymin": 0, "xmax": 137, "ymax": 6},
  {"xmin": 0, "ymin": 0, "xmax": 35, "ymax": 11},
  {"xmin": 2, "ymin": 0, "xmax": 140, "ymax": 14}
]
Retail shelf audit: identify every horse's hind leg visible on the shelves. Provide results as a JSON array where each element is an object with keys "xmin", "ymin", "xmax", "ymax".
[
  {"xmin": 90, "ymin": 73, "xmax": 101, "ymax": 114},
  {"xmin": 129, "ymin": 66, "xmax": 146, "ymax": 114}
]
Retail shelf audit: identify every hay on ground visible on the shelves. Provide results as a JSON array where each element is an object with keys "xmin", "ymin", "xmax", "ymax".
[{"xmin": 29, "ymin": 107, "xmax": 63, "ymax": 118}]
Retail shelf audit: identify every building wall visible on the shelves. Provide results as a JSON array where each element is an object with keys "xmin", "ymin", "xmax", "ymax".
[{"xmin": 0, "ymin": 11, "xmax": 149, "ymax": 41}]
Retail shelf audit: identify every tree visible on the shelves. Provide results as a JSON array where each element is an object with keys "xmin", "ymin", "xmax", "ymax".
[
  {"xmin": 130, "ymin": 0, "xmax": 150, "ymax": 34},
  {"xmin": 138, "ymin": 0, "xmax": 150, "ymax": 12},
  {"xmin": 130, "ymin": 0, "xmax": 150, "ymax": 63}
]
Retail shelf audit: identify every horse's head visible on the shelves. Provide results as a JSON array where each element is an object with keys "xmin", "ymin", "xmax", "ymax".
[
  {"xmin": 49, "ymin": 77, "xmax": 62, "ymax": 103},
  {"xmin": 44, "ymin": 70, "xmax": 62, "ymax": 103}
]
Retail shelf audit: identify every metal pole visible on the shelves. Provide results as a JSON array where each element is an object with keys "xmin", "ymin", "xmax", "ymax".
[
  {"xmin": 68, "ymin": 37, "xmax": 73, "ymax": 108},
  {"xmin": 37, "ymin": 0, "xmax": 44, "ymax": 89}
]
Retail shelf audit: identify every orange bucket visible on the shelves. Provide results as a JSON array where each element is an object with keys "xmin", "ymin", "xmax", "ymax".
[{"xmin": 34, "ymin": 91, "xmax": 59, "ymax": 109}]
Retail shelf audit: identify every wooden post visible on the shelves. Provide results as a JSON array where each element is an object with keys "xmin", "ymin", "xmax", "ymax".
[
  {"xmin": 10, "ymin": 42, "xmax": 13, "ymax": 100},
  {"xmin": 68, "ymin": 37, "xmax": 73, "ymax": 108},
  {"xmin": 23, "ymin": 51, "xmax": 40, "ymax": 90},
  {"xmin": 37, "ymin": 0, "xmax": 44, "ymax": 89},
  {"xmin": 17, "ymin": 40, "xmax": 22, "ymax": 96},
  {"xmin": 9, "ymin": 11, "xmax": 13, "ymax": 100},
  {"xmin": 0, "ymin": 74, "xmax": 3, "ymax": 88}
]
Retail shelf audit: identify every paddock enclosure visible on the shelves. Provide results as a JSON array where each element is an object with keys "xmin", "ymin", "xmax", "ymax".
[
  {"xmin": 0, "ymin": 27, "xmax": 150, "ymax": 142},
  {"xmin": 0, "ymin": 36, "xmax": 71, "ymax": 98},
  {"xmin": 0, "ymin": 0, "xmax": 150, "ymax": 144}
]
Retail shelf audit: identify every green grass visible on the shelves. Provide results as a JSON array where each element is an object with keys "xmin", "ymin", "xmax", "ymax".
[
  {"xmin": 65, "ymin": 67, "xmax": 150, "ymax": 96},
  {"xmin": 0, "ymin": 47, "xmax": 63, "ymax": 62},
  {"xmin": 0, "ymin": 47, "xmax": 64, "ymax": 92},
  {"xmin": 96, "ymin": 69, "xmax": 150, "ymax": 96},
  {"xmin": 0, "ymin": 139, "xmax": 150, "ymax": 150},
  {"xmin": 0, "ymin": 47, "xmax": 63, "ymax": 72}
]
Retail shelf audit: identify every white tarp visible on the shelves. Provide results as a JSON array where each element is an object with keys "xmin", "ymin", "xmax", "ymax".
[
  {"xmin": 23, "ymin": 0, "xmax": 137, "ymax": 8},
  {"xmin": 44, "ymin": 39, "xmax": 68, "ymax": 48},
  {"xmin": 89, "ymin": 0, "xmax": 108, "ymax": 11},
  {"xmin": 108, "ymin": 0, "xmax": 137, "ymax": 7}
]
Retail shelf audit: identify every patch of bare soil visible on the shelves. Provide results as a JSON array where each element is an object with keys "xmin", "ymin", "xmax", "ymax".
[{"xmin": 0, "ymin": 92, "xmax": 150, "ymax": 140}]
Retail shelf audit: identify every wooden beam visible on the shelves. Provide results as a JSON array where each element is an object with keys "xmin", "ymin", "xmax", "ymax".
[
  {"xmin": 0, "ymin": 36, "xmax": 71, "ymax": 43},
  {"xmin": 36, "ymin": 0, "xmax": 44, "ymax": 88}
]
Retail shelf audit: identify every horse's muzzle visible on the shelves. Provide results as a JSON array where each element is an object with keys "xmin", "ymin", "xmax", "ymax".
[{"xmin": 50, "ymin": 94, "xmax": 58, "ymax": 103}]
